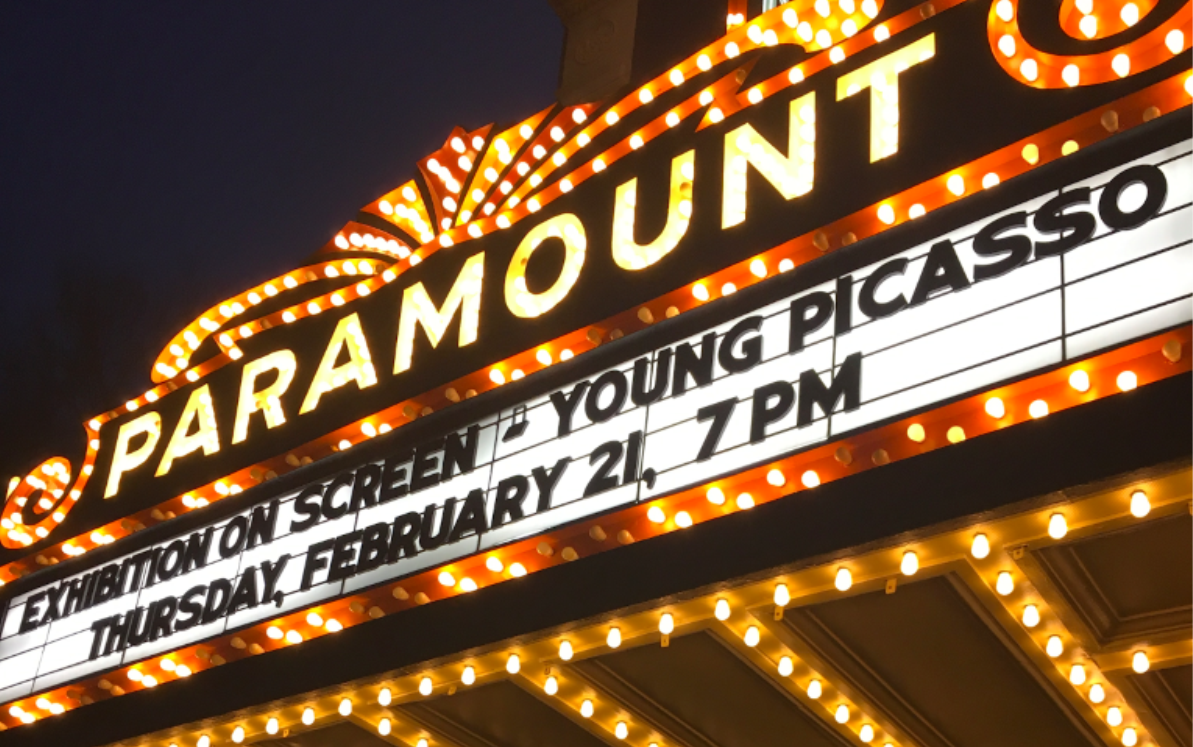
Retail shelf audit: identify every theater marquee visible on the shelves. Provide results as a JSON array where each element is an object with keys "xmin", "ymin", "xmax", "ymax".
[{"xmin": 0, "ymin": 0, "xmax": 1189, "ymax": 732}]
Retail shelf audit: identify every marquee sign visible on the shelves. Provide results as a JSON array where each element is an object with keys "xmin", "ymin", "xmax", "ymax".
[
  {"xmin": 0, "ymin": 0, "xmax": 1190, "ymax": 726},
  {"xmin": 2, "ymin": 134, "xmax": 1189, "ymax": 701}
]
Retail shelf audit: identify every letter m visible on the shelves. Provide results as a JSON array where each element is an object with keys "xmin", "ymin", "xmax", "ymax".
[
  {"xmin": 797, "ymin": 353, "xmax": 862, "ymax": 427},
  {"xmin": 395, "ymin": 252, "xmax": 485, "ymax": 374}
]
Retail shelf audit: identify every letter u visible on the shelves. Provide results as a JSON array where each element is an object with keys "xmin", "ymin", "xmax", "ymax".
[
  {"xmin": 632, "ymin": 349, "xmax": 672, "ymax": 406},
  {"xmin": 612, "ymin": 151, "xmax": 695, "ymax": 270},
  {"xmin": 419, "ymin": 498, "xmax": 457, "ymax": 551}
]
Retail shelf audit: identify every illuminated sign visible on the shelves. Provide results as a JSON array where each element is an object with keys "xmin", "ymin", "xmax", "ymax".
[
  {"xmin": 2, "ymin": 139, "xmax": 1187, "ymax": 699},
  {"xmin": 2, "ymin": 0, "xmax": 1189, "ymax": 571}
]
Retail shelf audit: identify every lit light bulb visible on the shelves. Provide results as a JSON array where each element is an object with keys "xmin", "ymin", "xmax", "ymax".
[
  {"xmin": 379, "ymin": 718, "xmax": 391, "ymax": 736},
  {"xmin": 1112, "ymin": 54, "xmax": 1130, "ymax": 78},
  {"xmin": 615, "ymin": 721, "xmax": 629, "ymax": 740},
  {"xmin": 774, "ymin": 584, "xmax": 791, "ymax": 607},
  {"xmin": 715, "ymin": 599, "xmax": 731, "ymax": 620},
  {"xmin": 835, "ymin": 704, "xmax": 850, "ymax": 723},
  {"xmin": 266, "ymin": 717, "xmax": 279, "ymax": 735},
  {"xmin": 1046, "ymin": 635, "xmax": 1064, "ymax": 658},
  {"xmin": 462, "ymin": 666, "xmax": 476, "ymax": 686},
  {"xmin": 302, "ymin": 708, "xmax": 315, "ymax": 726},
  {"xmin": 985, "ymin": 397, "xmax": 1006, "ymax": 419},
  {"xmin": 972, "ymin": 533, "xmax": 991, "ymax": 559},
  {"xmin": 581, "ymin": 699, "xmax": 595, "ymax": 718},
  {"xmin": 1132, "ymin": 651, "xmax": 1149, "ymax": 673},
  {"xmin": 659, "ymin": 613, "xmax": 675, "ymax": 635},
  {"xmin": 744, "ymin": 626, "xmax": 761, "ymax": 647},
  {"xmin": 1068, "ymin": 369, "xmax": 1090, "ymax": 392},
  {"xmin": 1121, "ymin": 2, "xmax": 1139, "ymax": 25},
  {"xmin": 1129, "ymin": 490, "xmax": 1150, "ymax": 518},
  {"xmin": 559, "ymin": 640, "xmax": 574, "ymax": 660},
  {"xmin": 607, "ymin": 627, "xmax": 622, "ymax": 648},
  {"xmin": 706, "ymin": 486, "xmax": 725, "ymax": 504},
  {"xmin": 778, "ymin": 656, "xmax": 794, "ymax": 677},
  {"xmin": 379, "ymin": 688, "xmax": 392, "ymax": 706},
  {"xmin": 859, "ymin": 724, "xmax": 875, "ymax": 743},
  {"xmin": 647, "ymin": 506, "xmax": 666, "ymax": 524},
  {"xmin": 544, "ymin": 675, "xmax": 558, "ymax": 695},
  {"xmin": 996, "ymin": 571, "xmax": 1014, "ymax": 596},
  {"xmin": 339, "ymin": 698, "xmax": 352, "ymax": 716},
  {"xmin": 1090, "ymin": 683, "xmax": 1105, "ymax": 703},
  {"xmin": 901, "ymin": 551, "xmax": 919, "ymax": 576},
  {"xmin": 1048, "ymin": 513, "xmax": 1068, "ymax": 540},
  {"xmin": 419, "ymin": 676, "xmax": 433, "ymax": 696},
  {"xmin": 1107, "ymin": 706, "xmax": 1123, "ymax": 726},
  {"xmin": 1122, "ymin": 727, "xmax": 1137, "ymax": 746},
  {"xmin": 807, "ymin": 679, "xmax": 823, "ymax": 699},
  {"xmin": 507, "ymin": 654, "xmax": 521, "ymax": 674},
  {"xmin": 1023, "ymin": 604, "xmax": 1040, "ymax": 628},
  {"xmin": 1117, "ymin": 371, "xmax": 1138, "ymax": 391},
  {"xmin": 836, "ymin": 568, "xmax": 853, "ymax": 591},
  {"xmin": 1070, "ymin": 664, "xmax": 1086, "ymax": 685},
  {"xmin": 1029, "ymin": 400, "xmax": 1049, "ymax": 418}
]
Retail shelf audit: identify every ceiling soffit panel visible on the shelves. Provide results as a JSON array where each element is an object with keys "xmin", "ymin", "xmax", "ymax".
[
  {"xmin": 1023, "ymin": 514, "xmax": 1193, "ymax": 649},
  {"xmin": 587, "ymin": 631, "xmax": 851, "ymax": 747},
  {"xmin": 1111, "ymin": 664, "xmax": 1193, "ymax": 747},
  {"xmin": 400, "ymin": 681, "xmax": 612, "ymax": 747},
  {"xmin": 779, "ymin": 575, "xmax": 1103, "ymax": 747}
]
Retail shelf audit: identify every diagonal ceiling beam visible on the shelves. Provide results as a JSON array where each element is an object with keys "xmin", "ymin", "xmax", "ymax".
[
  {"xmin": 511, "ymin": 662, "xmax": 701, "ymax": 747},
  {"xmin": 708, "ymin": 616, "xmax": 909, "ymax": 747}
]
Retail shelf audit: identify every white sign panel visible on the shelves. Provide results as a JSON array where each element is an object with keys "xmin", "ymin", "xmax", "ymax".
[{"xmin": 2, "ymin": 141, "xmax": 1189, "ymax": 700}]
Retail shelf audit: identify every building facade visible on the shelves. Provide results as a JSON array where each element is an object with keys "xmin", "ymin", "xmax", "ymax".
[{"xmin": 1, "ymin": 1, "xmax": 1190, "ymax": 746}]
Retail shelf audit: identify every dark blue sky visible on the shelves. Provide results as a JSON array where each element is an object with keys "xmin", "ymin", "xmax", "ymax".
[{"xmin": 0, "ymin": 2, "xmax": 563, "ymax": 476}]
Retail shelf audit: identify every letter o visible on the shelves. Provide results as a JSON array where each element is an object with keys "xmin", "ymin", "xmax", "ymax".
[
  {"xmin": 1099, "ymin": 164, "xmax": 1167, "ymax": 231},
  {"xmin": 219, "ymin": 516, "xmax": 248, "ymax": 559},
  {"xmin": 585, "ymin": 370, "xmax": 629, "ymax": 424},
  {"xmin": 505, "ymin": 213, "xmax": 587, "ymax": 318}
]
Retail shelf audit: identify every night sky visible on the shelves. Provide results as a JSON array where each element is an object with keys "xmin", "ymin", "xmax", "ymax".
[{"xmin": 0, "ymin": 3, "xmax": 563, "ymax": 478}]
